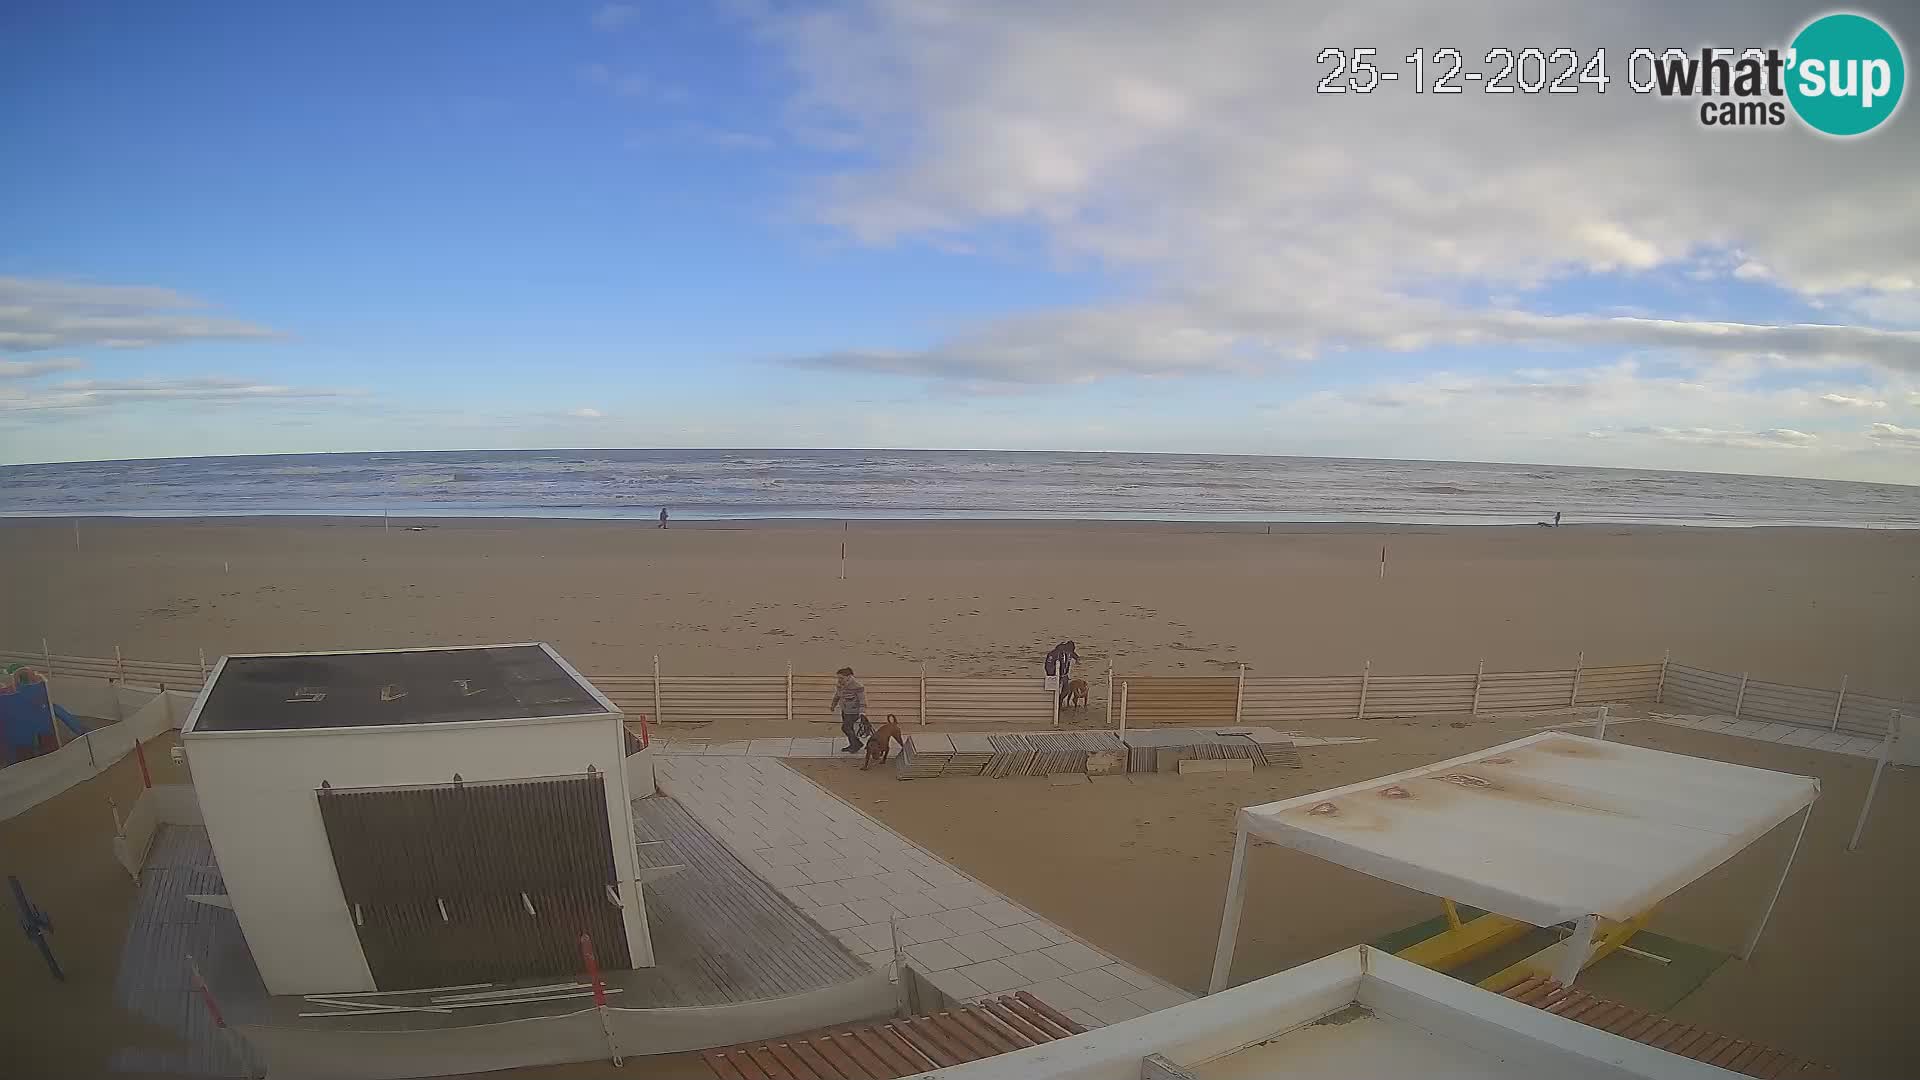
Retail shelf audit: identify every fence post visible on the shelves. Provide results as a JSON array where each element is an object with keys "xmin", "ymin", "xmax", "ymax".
[
  {"xmin": 1119, "ymin": 682, "xmax": 1130, "ymax": 740},
  {"xmin": 1594, "ymin": 704, "xmax": 1610, "ymax": 741},
  {"xmin": 197, "ymin": 648, "xmax": 208, "ymax": 685},
  {"xmin": 1569, "ymin": 652, "xmax": 1583, "ymax": 706},
  {"xmin": 42, "ymin": 638, "xmax": 63, "ymax": 748},
  {"xmin": 1830, "ymin": 675, "xmax": 1848, "ymax": 732},
  {"xmin": 919, "ymin": 663, "xmax": 928, "ymax": 726},
  {"xmin": 1656, "ymin": 650, "xmax": 1669, "ymax": 704},
  {"xmin": 1849, "ymin": 711, "xmax": 1900, "ymax": 852},
  {"xmin": 1357, "ymin": 660, "xmax": 1371, "ymax": 721},
  {"xmin": 652, "ymin": 655, "xmax": 664, "ymax": 726},
  {"xmin": 1471, "ymin": 659, "xmax": 1484, "ymax": 715},
  {"xmin": 1106, "ymin": 661, "xmax": 1115, "ymax": 728},
  {"xmin": 1733, "ymin": 672, "xmax": 1749, "ymax": 719},
  {"xmin": 1234, "ymin": 663, "xmax": 1246, "ymax": 725},
  {"xmin": 785, "ymin": 660, "xmax": 793, "ymax": 723}
]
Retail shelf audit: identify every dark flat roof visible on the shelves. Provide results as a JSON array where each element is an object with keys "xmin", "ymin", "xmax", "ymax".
[{"xmin": 191, "ymin": 645, "xmax": 611, "ymax": 733}]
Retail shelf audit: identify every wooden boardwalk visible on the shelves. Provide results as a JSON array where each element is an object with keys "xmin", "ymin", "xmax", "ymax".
[
  {"xmin": 618, "ymin": 795, "xmax": 870, "ymax": 1007},
  {"xmin": 703, "ymin": 990, "xmax": 1086, "ymax": 1079},
  {"xmin": 1501, "ymin": 976, "xmax": 1835, "ymax": 1077}
]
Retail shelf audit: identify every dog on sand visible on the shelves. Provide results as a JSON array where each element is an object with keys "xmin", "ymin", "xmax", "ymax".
[
  {"xmin": 862, "ymin": 714, "xmax": 906, "ymax": 769},
  {"xmin": 1065, "ymin": 678, "xmax": 1089, "ymax": 709}
]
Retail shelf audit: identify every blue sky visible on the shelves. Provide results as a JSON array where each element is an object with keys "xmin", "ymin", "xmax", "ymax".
[{"xmin": 3, "ymin": 2, "xmax": 1918, "ymax": 482}]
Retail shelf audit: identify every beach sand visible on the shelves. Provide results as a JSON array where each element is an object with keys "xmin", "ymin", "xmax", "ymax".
[
  {"xmin": 799, "ymin": 718, "xmax": 1917, "ymax": 1073},
  {"xmin": 2, "ymin": 518, "xmax": 1915, "ymax": 705},
  {"xmin": 1, "ymin": 517, "xmax": 1914, "ymax": 1075}
]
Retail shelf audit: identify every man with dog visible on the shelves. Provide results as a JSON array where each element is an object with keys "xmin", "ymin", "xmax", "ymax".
[{"xmin": 829, "ymin": 666, "xmax": 867, "ymax": 754}]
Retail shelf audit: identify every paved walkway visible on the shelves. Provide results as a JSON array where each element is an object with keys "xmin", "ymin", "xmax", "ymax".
[{"xmin": 655, "ymin": 753, "xmax": 1194, "ymax": 1029}]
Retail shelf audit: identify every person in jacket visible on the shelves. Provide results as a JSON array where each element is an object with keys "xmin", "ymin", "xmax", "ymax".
[{"xmin": 830, "ymin": 667, "xmax": 867, "ymax": 753}]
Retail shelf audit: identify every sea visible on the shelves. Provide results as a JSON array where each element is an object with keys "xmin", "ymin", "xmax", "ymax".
[{"xmin": 1, "ymin": 450, "xmax": 1917, "ymax": 528}]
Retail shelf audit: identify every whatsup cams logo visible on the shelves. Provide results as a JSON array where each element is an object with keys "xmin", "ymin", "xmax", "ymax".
[{"xmin": 1636, "ymin": 11, "xmax": 1905, "ymax": 134}]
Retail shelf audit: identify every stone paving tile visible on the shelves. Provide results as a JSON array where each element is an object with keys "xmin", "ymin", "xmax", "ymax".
[
  {"xmin": 955, "ymin": 959, "xmax": 1024, "ymax": 994},
  {"xmin": 946, "ymin": 931, "xmax": 1012, "ymax": 964},
  {"xmin": 1087, "ymin": 996, "xmax": 1148, "ymax": 1024},
  {"xmin": 905, "ymin": 939, "xmax": 970, "ymax": 972},
  {"xmin": 984, "ymin": 922, "xmax": 1052, "ymax": 954},
  {"xmin": 845, "ymin": 897, "xmax": 898, "ymax": 923},
  {"xmin": 655, "ymin": 754, "xmax": 1196, "ymax": 1020},
  {"xmin": 1041, "ymin": 941, "xmax": 1112, "ymax": 973},
  {"xmin": 809, "ymin": 903, "xmax": 862, "ymax": 931},
  {"xmin": 1061, "ymin": 966, "xmax": 1134, "ymax": 1002},
  {"xmin": 1002, "ymin": 949, "xmax": 1072, "ymax": 983},
  {"xmin": 1127, "ymin": 984, "xmax": 1192, "ymax": 1012},
  {"xmin": 933, "ymin": 906, "xmax": 995, "ymax": 936},
  {"xmin": 925, "ymin": 966, "xmax": 984, "ymax": 1002},
  {"xmin": 1066, "ymin": 1008, "xmax": 1105, "ymax": 1030},
  {"xmin": 886, "ymin": 892, "xmax": 945, "ymax": 918}
]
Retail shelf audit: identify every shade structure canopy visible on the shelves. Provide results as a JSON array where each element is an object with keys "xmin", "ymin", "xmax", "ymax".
[{"xmin": 1237, "ymin": 731, "xmax": 1818, "ymax": 928}]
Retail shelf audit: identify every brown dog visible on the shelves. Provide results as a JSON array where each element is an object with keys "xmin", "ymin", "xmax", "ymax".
[
  {"xmin": 1065, "ymin": 678, "xmax": 1089, "ymax": 708},
  {"xmin": 862, "ymin": 714, "xmax": 906, "ymax": 769}
]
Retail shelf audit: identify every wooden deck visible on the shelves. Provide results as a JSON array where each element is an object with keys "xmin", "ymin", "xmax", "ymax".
[
  {"xmin": 618, "ymin": 795, "xmax": 870, "ymax": 1007},
  {"xmin": 703, "ymin": 990, "xmax": 1086, "ymax": 1079},
  {"xmin": 1501, "ymin": 976, "xmax": 1836, "ymax": 1077}
]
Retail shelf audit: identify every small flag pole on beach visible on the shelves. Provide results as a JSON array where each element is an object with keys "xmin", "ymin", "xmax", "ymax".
[
  {"xmin": 73, "ymin": 519, "xmax": 80, "ymax": 551},
  {"xmin": 1379, "ymin": 543, "xmax": 1387, "ymax": 580},
  {"xmin": 840, "ymin": 540, "xmax": 846, "ymax": 581}
]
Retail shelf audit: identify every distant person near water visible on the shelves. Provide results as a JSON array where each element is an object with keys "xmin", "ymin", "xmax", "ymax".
[
  {"xmin": 659, "ymin": 508, "xmax": 669, "ymax": 529},
  {"xmin": 830, "ymin": 667, "xmax": 868, "ymax": 753}
]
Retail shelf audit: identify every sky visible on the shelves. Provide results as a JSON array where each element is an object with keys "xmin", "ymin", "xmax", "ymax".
[{"xmin": 2, "ymin": 1, "xmax": 1918, "ymax": 483}]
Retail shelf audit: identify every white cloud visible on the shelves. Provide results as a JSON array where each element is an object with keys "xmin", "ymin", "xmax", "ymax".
[
  {"xmin": 0, "ymin": 377, "xmax": 356, "ymax": 413},
  {"xmin": 567, "ymin": 407, "xmax": 605, "ymax": 418},
  {"xmin": 1867, "ymin": 422, "xmax": 1920, "ymax": 449},
  {"xmin": 745, "ymin": 1, "xmax": 1920, "ymax": 387},
  {"xmin": 1817, "ymin": 393, "xmax": 1888, "ymax": 410},
  {"xmin": 0, "ymin": 358, "xmax": 86, "ymax": 379},
  {"xmin": 1592, "ymin": 426, "xmax": 1819, "ymax": 451},
  {"xmin": 591, "ymin": 4, "xmax": 640, "ymax": 32},
  {"xmin": 0, "ymin": 277, "xmax": 278, "ymax": 352}
]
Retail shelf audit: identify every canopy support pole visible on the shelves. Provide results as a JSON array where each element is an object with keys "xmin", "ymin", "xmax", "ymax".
[
  {"xmin": 1744, "ymin": 802, "xmax": 1812, "ymax": 960},
  {"xmin": 1554, "ymin": 914, "xmax": 1598, "ymax": 985},
  {"xmin": 1208, "ymin": 826, "xmax": 1250, "ymax": 995}
]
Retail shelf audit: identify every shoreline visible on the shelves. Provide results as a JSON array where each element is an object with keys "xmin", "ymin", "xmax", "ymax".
[{"xmin": 4, "ymin": 512, "xmax": 1917, "ymax": 532}]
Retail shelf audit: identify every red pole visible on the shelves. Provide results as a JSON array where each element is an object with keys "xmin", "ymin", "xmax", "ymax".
[
  {"xmin": 637, "ymin": 710, "xmax": 650, "ymax": 749},
  {"xmin": 189, "ymin": 955, "xmax": 227, "ymax": 1028},
  {"xmin": 133, "ymin": 739, "xmax": 152, "ymax": 789},
  {"xmin": 579, "ymin": 932, "xmax": 607, "ymax": 1007}
]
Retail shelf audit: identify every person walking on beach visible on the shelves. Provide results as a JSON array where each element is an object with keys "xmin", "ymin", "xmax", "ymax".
[
  {"xmin": 1047, "ymin": 641, "xmax": 1081, "ymax": 706},
  {"xmin": 659, "ymin": 508, "xmax": 669, "ymax": 529},
  {"xmin": 830, "ymin": 667, "xmax": 867, "ymax": 753}
]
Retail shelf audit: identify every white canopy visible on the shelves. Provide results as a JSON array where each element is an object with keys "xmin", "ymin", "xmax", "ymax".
[{"xmin": 1234, "ymin": 731, "xmax": 1817, "ymax": 928}]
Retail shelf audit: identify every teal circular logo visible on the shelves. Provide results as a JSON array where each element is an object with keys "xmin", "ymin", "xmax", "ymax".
[{"xmin": 1787, "ymin": 13, "xmax": 1905, "ymax": 136}]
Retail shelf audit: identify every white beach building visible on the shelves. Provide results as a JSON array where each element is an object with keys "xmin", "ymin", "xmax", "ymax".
[{"xmin": 181, "ymin": 643, "xmax": 653, "ymax": 996}]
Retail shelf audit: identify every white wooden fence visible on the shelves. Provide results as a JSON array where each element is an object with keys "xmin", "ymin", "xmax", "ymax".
[
  {"xmin": 5, "ymin": 646, "xmax": 1905, "ymax": 735},
  {"xmin": 1117, "ymin": 658, "xmax": 1667, "ymax": 728},
  {"xmin": 1661, "ymin": 664, "xmax": 1908, "ymax": 736}
]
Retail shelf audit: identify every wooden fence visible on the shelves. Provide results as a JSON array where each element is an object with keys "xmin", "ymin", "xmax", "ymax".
[
  {"xmin": 7, "ymin": 645, "xmax": 1904, "ymax": 735},
  {"xmin": 1116, "ymin": 658, "xmax": 1668, "ymax": 729},
  {"xmin": 1662, "ymin": 664, "xmax": 1908, "ymax": 736}
]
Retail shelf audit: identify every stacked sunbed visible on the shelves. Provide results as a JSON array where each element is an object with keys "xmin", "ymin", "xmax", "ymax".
[{"xmin": 898, "ymin": 727, "xmax": 1299, "ymax": 779}]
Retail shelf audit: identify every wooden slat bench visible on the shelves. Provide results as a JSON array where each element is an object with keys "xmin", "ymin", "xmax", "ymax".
[{"xmin": 703, "ymin": 991, "xmax": 1085, "ymax": 1079}]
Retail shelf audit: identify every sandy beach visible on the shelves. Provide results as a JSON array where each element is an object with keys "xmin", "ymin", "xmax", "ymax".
[
  {"xmin": 1, "ymin": 516, "xmax": 1915, "ymax": 1075},
  {"xmin": 2, "ymin": 518, "xmax": 1915, "ymax": 705}
]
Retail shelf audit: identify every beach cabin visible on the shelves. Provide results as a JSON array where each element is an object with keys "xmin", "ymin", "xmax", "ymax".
[{"xmin": 181, "ymin": 643, "xmax": 652, "ymax": 996}]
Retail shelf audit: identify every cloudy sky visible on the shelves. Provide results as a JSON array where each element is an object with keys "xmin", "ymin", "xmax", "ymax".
[{"xmin": 3, "ymin": 1, "xmax": 1917, "ymax": 482}]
